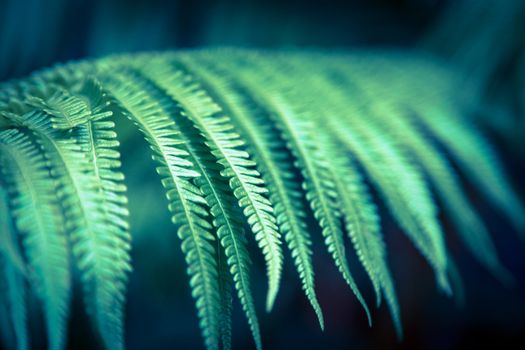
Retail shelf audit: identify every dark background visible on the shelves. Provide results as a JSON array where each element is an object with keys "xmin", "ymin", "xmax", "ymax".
[
  {"xmin": 1, "ymin": 0, "xmax": 524, "ymax": 349},
  {"xmin": 0, "ymin": 0, "xmax": 444, "ymax": 81}
]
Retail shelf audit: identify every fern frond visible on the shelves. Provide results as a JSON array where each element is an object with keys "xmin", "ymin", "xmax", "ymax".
[
  {"xmin": 415, "ymin": 105, "xmax": 525, "ymax": 235},
  {"xmin": 369, "ymin": 104, "xmax": 509, "ymax": 281},
  {"xmin": 63, "ymin": 80, "xmax": 131, "ymax": 350},
  {"xmin": 323, "ymin": 56, "xmax": 510, "ymax": 279},
  {"xmin": 175, "ymin": 53, "xmax": 324, "ymax": 328},
  {"xmin": 280, "ymin": 57, "xmax": 451, "ymax": 291},
  {"xmin": 101, "ymin": 65, "xmax": 262, "ymax": 349},
  {"xmin": 0, "ymin": 187, "xmax": 25, "ymax": 272},
  {"xmin": 218, "ymin": 52, "xmax": 372, "ymax": 324},
  {"xmin": 96, "ymin": 67, "xmax": 223, "ymax": 350},
  {"xmin": 0, "ymin": 48, "xmax": 522, "ymax": 350},
  {"xmin": 137, "ymin": 57, "xmax": 284, "ymax": 313},
  {"xmin": 0, "ymin": 188, "xmax": 28, "ymax": 350},
  {"xmin": 150, "ymin": 69, "xmax": 262, "ymax": 348},
  {"xmin": 0, "ymin": 128, "xmax": 70, "ymax": 350},
  {"xmin": 302, "ymin": 119, "xmax": 404, "ymax": 334},
  {"xmin": 25, "ymin": 86, "xmax": 91, "ymax": 129},
  {"xmin": 3, "ymin": 80, "xmax": 133, "ymax": 349},
  {"xmin": 217, "ymin": 243, "xmax": 233, "ymax": 350},
  {"xmin": 330, "ymin": 110, "xmax": 450, "ymax": 291},
  {"xmin": 330, "ymin": 144, "xmax": 402, "ymax": 335},
  {"xmin": 0, "ymin": 255, "xmax": 28, "ymax": 350},
  {"xmin": 184, "ymin": 127, "xmax": 262, "ymax": 350},
  {"xmin": 349, "ymin": 55, "xmax": 525, "ymax": 235}
]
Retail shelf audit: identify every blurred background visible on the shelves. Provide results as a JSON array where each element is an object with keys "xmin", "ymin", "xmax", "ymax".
[{"xmin": 1, "ymin": 0, "xmax": 524, "ymax": 349}]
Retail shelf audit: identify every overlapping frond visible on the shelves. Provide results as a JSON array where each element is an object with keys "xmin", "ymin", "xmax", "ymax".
[
  {"xmin": 353, "ymin": 98, "xmax": 508, "ymax": 281},
  {"xmin": 0, "ymin": 128, "xmax": 70, "ymax": 350},
  {"xmin": 0, "ymin": 48, "xmax": 522, "ymax": 350},
  {"xmin": 213, "ymin": 52, "xmax": 373, "ymax": 324},
  {"xmin": 176, "ymin": 53, "xmax": 324, "ymax": 328},
  {"xmin": 320, "ymin": 135, "xmax": 402, "ymax": 337},
  {"xmin": 0, "ymin": 186, "xmax": 26, "ymax": 273},
  {"xmin": 94, "ymin": 64, "xmax": 224, "ymax": 350},
  {"xmin": 348, "ymin": 54, "xmax": 525, "ymax": 235},
  {"xmin": 2, "ymin": 80, "xmax": 132, "ymax": 350},
  {"xmin": 0, "ymin": 254, "xmax": 28, "ymax": 350},
  {"xmin": 279, "ymin": 58, "xmax": 452, "ymax": 292},
  {"xmin": 0, "ymin": 187, "xmax": 28, "ymax": 350},
  {"xmin": 137, "ymin": 57, "xmax": 284, "ymax": 313}
]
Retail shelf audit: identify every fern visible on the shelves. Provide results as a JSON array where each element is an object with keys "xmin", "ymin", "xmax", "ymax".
[
  {"xmin": 3, "ymin": 80, "xmax": 132, "ymax": 349},
  {"xmin": 96, "ymin": 66, "xmax": 223, "ymax": 350},
  {"xmin": 0, "ymin": 128, "xmax": 70, "ymax": 350},
  {"xmin": 137, "ymin": 58, "xmax": 284, "ymax": 313},
  {"xmin": 215, "ymin": 53, "xmax": 373, "ymax": 323},
  {"xmin": 320, "ymin": 136, "xmax": 402, "ymax": 336},
  {"xmin": 0, "ymin": 254, "xmax": 28, "ymax": 350},
  {"xmin": 0, "ymin": 48, "xmax": 522, "ymax": 350},
  {"xmin": 0, "ymin": 187, "xmax": 28, "ymax": 350},
  {"xmin": 177, "ymin": 53, "xmax": 325, "ymax": 327}
]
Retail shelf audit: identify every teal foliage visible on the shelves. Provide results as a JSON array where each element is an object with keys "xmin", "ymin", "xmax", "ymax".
[{"xmin": 0, "ymin": 49, "xmax": 522, "ymax": 349}]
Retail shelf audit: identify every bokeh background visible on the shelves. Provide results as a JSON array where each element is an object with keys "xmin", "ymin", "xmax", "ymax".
[{"xmin": 1, "ymin": 0, "xmax": 524, "ymax": 349}]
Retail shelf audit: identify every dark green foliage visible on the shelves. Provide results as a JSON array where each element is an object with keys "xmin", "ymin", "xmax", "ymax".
[{"xmin": 0, "ymin": 49, "xmax": 522, "ymax": 349}]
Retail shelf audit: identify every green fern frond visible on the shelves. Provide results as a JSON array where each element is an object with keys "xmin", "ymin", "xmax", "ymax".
[
  {"xmin": 348, "ymin": 55, "xmax": 525, "ymax": 235},
  {"xmin": 137, "ymin": 57, "xmax": 284, "ymax": 313},
  {"xmin": 320, "ymin": 135, "xmax": 403, "ymax": 336},
  {"xmin": 0, "ymin": 255, "xmax": 28, "ymax": 350},
  {"xmin": 369, "ymin": 104, "xmax": 509, "ymax": 281},
  {"xmin": 217, "ymin": 53, "xmax": 372, "ymax": 324},
  {"xmin": 0, "ymin": 187, "xmax": 26, "ymax": 273},
  {"xmin": 176, "ymin": 53, "xmax": 324, "ymax": 328},
  {"xmin": 0, "ymin": 128, "xmax": 70, "ymax": 350},
  {"xmin": 217, "ymin": 245, "xmax": 233, "ymax": 350},
  {"xmin": 25, "ymin": 86, "xmax": 92, "ymax": 129},
  {"xmin": 96, "ymin": 66, "xmax": 222, "ymax": 350},
  {"xmin": 416, "ymin": 106, "xmax": 525, "ymax": 234},
  {"xmin": 0, "ymin": 48, "xmax": 522, "ymax": 350},
  {"xmin": 287, "ymin": 60, "xmax": 452, "ymax": 292},
  {"xmin": 0, "ymin": 187, "xmax": 28, "ymax": 350},
  {"xmin": 2, "ymin": 80, "xmax": 132, "ymax": 349},
  {"xmin": 325, "ymin": 56, "xmax": 514, "ymax": 280},
  {"xmin": 69, "ymin": 80, "xmax": 132, "ymax": 350}
]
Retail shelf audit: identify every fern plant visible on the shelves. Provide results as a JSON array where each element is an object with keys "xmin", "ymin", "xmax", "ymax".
[{"xmin": 0, "ymin": 48, "xmax": 523, "ymax": 350}]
